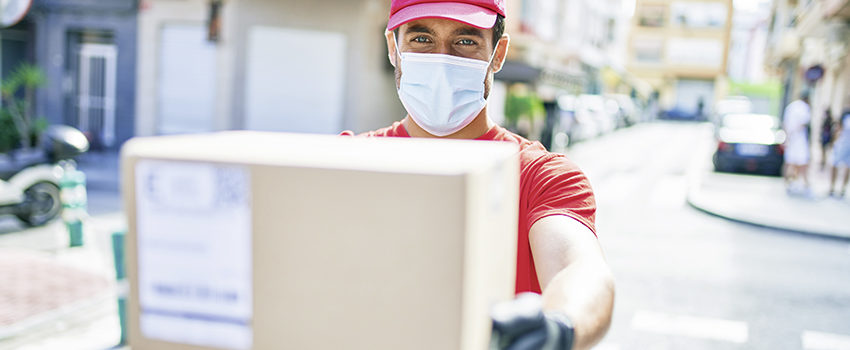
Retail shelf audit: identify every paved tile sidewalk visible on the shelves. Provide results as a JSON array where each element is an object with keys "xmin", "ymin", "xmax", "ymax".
[
  {"xmin": 0, "ymin": 250, "xmax": 110, "ymax": 334},
  {"xmin": 0, "ymin": 214, "xmax": 126, "ymax": 350}
]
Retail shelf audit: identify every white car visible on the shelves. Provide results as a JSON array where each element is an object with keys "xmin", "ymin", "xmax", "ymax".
[
  {"xmin": 605, "ymin": 94, "xmax": 639, "ymax": 127},
  {"xmin": 579, "ymin": 94, "xmax": 615, "ymax": 135}
]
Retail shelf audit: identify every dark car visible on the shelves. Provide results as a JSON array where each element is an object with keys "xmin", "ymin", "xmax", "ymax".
[
  {"xmin": 661, "ymin": 107, "xmax": 704, "ymax": 121},
  {"xmin": 713, "ymin": 113, "xmax": 785, "ymax": 176}
]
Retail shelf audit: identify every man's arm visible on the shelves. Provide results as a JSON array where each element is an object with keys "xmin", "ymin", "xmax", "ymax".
[{"xmin": 529, "ymin": 215, "xmax": 615, "ymax": 350}]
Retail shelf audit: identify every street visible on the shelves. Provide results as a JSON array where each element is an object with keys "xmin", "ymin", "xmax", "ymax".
[{"xmin": 568, "ymin": 121, "xmax": 850, "ymax": 349}]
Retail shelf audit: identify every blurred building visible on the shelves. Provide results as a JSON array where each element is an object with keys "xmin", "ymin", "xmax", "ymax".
[
  {"xmin": 725, "ymin": 0, "xmax": 780, "ymax": 115},
  {"xmin": 135, "ymin": 0, "xmax": 403, "ymax": 136},
  {"xmin": 134, "ymin": 0, "xmax": 640, "ymax": 137},
  {"xmin": 627, "ymin": 0, "xmax": 734, "ymax": 117},
  {"xmin": 497, "ymin": 0, "xmax": 637, "ymax": 97},
  {"xmin": 2, "ymin": 0, "xmax": 138, "ymax": 149},
  {"xmin": 487, "ymin": 0, "xmax": 639, "ymax": 142},
  {"xmin": 766, "ymin": 0, "xmax": 850, "ymax": 120},
  {"xmin": 728, "ymin": 0, "xmax": 771, "ymax": 83}
]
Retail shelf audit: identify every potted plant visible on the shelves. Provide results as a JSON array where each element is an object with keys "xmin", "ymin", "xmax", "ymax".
[
  {"xmin": 0, "ymin": 63, "xmax": 49, "ymax": 171},
  {"xmin": 504, "ymin": 83, "xmax": 545, "ymax": 139},
  {"xmin": 0, "ymin": 63, "xmax": 48, "ymax": 153}
]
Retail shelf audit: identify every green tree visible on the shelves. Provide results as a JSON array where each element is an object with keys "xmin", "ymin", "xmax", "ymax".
[
  {"xmin": 0, "ymin": 63, "xmax": 47, "ymax": 153},
  {"xmin": 504, "ymin": 84, "xmax": 545, "ymax": 135}
]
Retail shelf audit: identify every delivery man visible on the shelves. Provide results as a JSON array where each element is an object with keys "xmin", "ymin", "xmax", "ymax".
[{"xmin": 343, "ymin": 1, "xmax": 615, "ymax": 349}]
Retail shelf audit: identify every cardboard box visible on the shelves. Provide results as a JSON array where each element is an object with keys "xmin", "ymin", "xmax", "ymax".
[{"xmin": 121, "ymin": 131, "xmax": 519, "ymax": 350}]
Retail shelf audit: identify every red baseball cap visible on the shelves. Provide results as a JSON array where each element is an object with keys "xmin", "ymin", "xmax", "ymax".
[{"xmin": 387, "ymin": 0, "xmax": 506, "ymax": 31}]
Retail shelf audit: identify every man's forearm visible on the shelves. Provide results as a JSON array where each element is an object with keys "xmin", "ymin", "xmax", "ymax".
[
  {"xmin": 529, "ymin": 215, "xmax": 616, "ymax": 349},
  {"xmin": 541, "ymin": 254, "xmax": 615, "ymax": 350}
]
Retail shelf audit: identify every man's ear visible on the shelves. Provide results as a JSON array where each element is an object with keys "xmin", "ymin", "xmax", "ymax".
[
  {"xmin": 490, "ymin": 34, "xmax": 510, "ymax": 73},
  {"xmin": 386, "ymin": 30, "xmax": 399, "ymax": 68}
]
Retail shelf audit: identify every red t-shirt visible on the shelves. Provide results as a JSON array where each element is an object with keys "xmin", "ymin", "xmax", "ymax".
[{"xmin": 341, "ymin": 121, "xmax": 596, "ymax": 294}]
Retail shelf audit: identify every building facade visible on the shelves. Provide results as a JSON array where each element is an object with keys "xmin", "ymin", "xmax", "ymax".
[
  {"xmin": 727, "ymin": 0, "xmax": 771, "ymax": 84},
  {"xmin": 500, "ymin": 0, "xmax": 634, "ymax": 96},
  {"xmin": 627, "ymin": 0, "xmax": 734, "ymax": 117},
  {"xmin": 767, "ymin": 0, "xmax": 850, "ymax": 117},
  {"xmin": 135, "ymin": 0, "xmax": 404, "ymax": 137},
  {"xmin": 135, "ymin": 0, "xmax": 638, "ymax": 138},
  {"xmin": 765, "ymin": 0, "xmax": 850, "ymax": 163},
  {"xmin": 26, "ymin": 0, "xmax": 139, "ymax": 149},
  {"xmin": 0, "ymin": 0, "xmax": 138, "ymax": 149}
]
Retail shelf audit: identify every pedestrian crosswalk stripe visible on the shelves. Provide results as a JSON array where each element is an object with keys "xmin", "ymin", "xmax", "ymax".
[
  {"xmin": 593, "ymin": 342, "xmax": 621, "ymax": 350},
  {"xmin": 802, "ymin": 330, "xmax": 850, "ymax": 350},
  {"xmin": 630, "ymin": 310, "xmax": 748, "ymax": 344}
]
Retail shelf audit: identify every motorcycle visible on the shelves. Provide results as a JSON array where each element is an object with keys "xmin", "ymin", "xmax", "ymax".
[{"xmin": 0, "ymin": 125, "xmax": 89, "ymax": 226}]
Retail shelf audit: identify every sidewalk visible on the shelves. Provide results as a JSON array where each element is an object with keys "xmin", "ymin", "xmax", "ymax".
[
  {"xmin": 76, "ymin": 151, "xmax": 123, "ymax": 216},
  {"xmin": 76, "ymin": 151, "xmax": 120, "ymax": 193},
  {"xmin": 0, "ymin": 214, "xmax": 126, "ymax": 349},
  {"xmin": 0, "ymin": 149, "xmax": 127, "ymax": 349},
  {"xmin": 687, "ymin": 166, "xmax": 850, "ymax": 240}
]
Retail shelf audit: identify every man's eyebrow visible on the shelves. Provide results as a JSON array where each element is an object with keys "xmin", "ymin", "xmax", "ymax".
[
  {"xmin": 453, "ymin": 27, "xmax": 486, "ymax": 39},
  {"xmin": 404, "ymin": 25, "xmax": 434, "ymax": 35}
]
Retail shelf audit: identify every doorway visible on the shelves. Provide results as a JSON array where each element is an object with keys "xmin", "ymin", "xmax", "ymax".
[{"xmin": 65, "ymin": 31, "xmax": 117, "ymax": 149}]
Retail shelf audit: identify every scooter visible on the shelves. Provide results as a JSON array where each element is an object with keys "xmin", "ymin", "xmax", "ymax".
[{"xmin": 0, "ymin": 125, "xmax": 89, "ymax": 226}]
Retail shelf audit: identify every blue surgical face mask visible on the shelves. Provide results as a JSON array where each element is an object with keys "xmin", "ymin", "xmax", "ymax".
[{"xmin": 395, "ymin": 38, "xmax": 495, "ymax": 136}]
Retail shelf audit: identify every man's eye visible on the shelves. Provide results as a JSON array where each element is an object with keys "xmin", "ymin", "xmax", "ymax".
[
  {"xmin": 412, "ymin": 36, "xmax": 430, "ymax": 43},
  {"xmin": 457, "ymin": 39, "xmax": 476, "ymax": 45}
]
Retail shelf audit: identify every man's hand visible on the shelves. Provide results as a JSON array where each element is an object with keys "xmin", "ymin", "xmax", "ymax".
[{"xmin": 490, "ymin": 293, "xmax": 575, "ymax": 350}]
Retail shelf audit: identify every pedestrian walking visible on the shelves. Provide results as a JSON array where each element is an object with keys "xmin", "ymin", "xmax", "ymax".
[
  {"xmin": 340, "ymin": 1, "xmax": 615, "ymax": 349},
  {"xmin": 829, "ymin": 109, "xmax": 850, "ymax": 198},
  {"xmin": 782, "ymin": 90, "xmax": 812, "ymax": 195},
  {"xmin": 821, "ymin": 109, "xmax": 834, "ymax": 170}
]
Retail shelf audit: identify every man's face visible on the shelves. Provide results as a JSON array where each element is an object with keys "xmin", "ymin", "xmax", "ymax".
[{"xmin": 388, "ymin": 18, "xmax": 505, "ymax": 99}]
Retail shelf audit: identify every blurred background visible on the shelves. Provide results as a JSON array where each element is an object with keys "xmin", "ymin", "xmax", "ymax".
[{"xmin": 0, "ymin": 0, "xmax": 848, "ymax": 349}]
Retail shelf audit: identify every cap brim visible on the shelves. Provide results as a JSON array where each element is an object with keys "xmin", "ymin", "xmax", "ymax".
[{"xmin": 387, "ymin": 2, "xmax": 497, "ymax": 30}]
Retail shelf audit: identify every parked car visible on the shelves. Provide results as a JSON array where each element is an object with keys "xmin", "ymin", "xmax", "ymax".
[
  {"xmin": 550, "ymin": 95, "xmax": 577, "ymax": 150},
  {"xmin": 567, "ymin": 96, "xmax": 601, "ymax": 142},
  {"xmin": 605, "ymin": 94, "xmax": 639, "ymax": 128},
  {"xmin": 660, "ymin": 107, "xmax": 699, "ymax": 121},
  {"xmin": 578, "ymin": 94, "xmax": 615, "ymax": 135},
  {"xmin": 713, "ymin": 113, "xmax": 785, "ymax": 176},
  {"xmin": 715, "ymin": 96, "xmax": 752, "ymax": 115},
  {"xmin": 713, "ymin": 96, "xmax": 753, "ymax": 125}
]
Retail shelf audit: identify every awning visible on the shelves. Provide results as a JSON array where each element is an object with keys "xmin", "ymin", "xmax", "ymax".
[{"xmin": 495, "ymin": 61, "xmax": 542, "ymax": 83}]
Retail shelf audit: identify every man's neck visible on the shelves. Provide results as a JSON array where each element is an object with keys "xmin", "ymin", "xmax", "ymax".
[{"xmin": 403, "ymin": 107, "xmax": 496, "ymax": 139}]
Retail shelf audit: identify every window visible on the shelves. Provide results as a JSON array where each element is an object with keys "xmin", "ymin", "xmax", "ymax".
[
  {"xmin": 633, "ymin": 37, "xmax": 664, "ymax": 63},
  {"xmin": 666, "ymin": 38, "xmax": 723, "ymax": 68},
  {"xmin": 670, "ymin": 2, "xmax": 728, "ymax": 29},
  {"xmin": 637, "ymin": 5, "xmax": 666, "ymax": 27}
]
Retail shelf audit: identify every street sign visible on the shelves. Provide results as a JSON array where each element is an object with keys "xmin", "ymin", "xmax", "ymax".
[
  {"xmin": 0, "ymin": 0, "xmax": 32, "ymax": 28},
  {"xmin": 805, "ymin": 65, "xmax": 825, "ymax": 82}
]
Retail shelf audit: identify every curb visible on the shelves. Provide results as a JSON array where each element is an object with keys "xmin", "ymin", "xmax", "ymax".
[{"xmin": 686, "ymin": 191, "xmax": 850, "ymax": 242}]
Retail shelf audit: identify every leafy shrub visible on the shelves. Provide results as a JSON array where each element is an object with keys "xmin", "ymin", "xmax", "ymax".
[{"xmin": 0, "ymin": 63, "xmax": 46, "ymax": 153}]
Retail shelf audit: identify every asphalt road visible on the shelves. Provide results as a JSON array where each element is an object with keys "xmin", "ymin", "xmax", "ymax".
[{"xmin": 566, "ymin": 122, "xmax": 850, "ymax": 349}]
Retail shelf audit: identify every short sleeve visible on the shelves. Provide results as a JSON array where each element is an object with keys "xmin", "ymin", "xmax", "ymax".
[{"xmin": 523, "ymin": 154, "xmax": 597, "ymax": 236}]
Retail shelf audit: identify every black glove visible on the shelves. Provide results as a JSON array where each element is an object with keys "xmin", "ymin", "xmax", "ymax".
[{"xmin": 490, "ymin": 293, "xmax": 575, "ymax": 350}]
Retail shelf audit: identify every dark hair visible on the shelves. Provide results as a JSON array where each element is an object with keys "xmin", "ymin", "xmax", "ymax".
[
  {"xmin": 394, "ymin": 15, "xmax": 506, "ymax": 50},
  {"xmin": 492, "ymin": 15, "xmax": 506, "ymax": 48}
]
